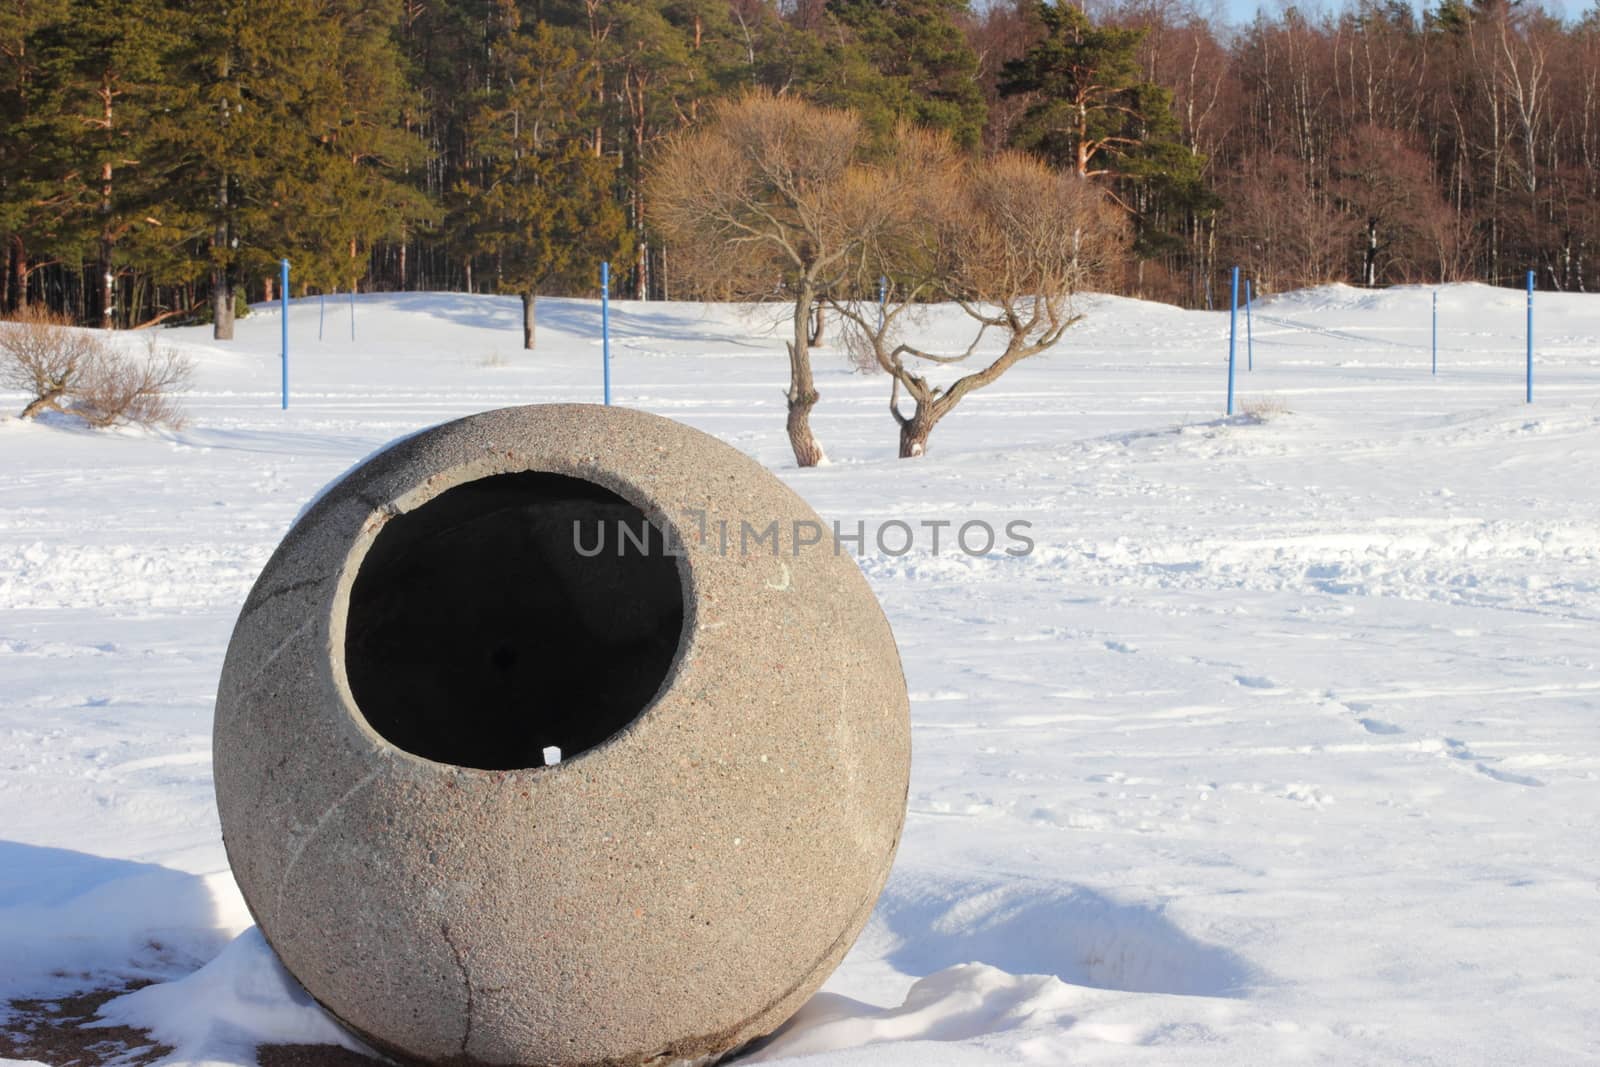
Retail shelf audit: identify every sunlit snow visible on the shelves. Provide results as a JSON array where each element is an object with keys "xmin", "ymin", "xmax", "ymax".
[{"xmin": 2, "ymin": 282, "xmax": 1597, "ymax": 1064}]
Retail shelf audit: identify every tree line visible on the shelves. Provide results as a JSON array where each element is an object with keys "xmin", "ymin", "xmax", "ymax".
[
  {"xmin": 2, "ymin": 0, "xmax": 1596, "ymax": 340},
  {"xmin": 1089, "ymin": 0, "xmax": 1600, "ymax": 304}
]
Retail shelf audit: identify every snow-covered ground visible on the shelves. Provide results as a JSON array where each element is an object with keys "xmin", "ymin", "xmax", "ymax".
[{"xmin": 2, "ymin": 283, "xmax": 1597, "ymax": 1065}]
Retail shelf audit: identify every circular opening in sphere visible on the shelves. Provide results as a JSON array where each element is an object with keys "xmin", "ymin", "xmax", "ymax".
[{"xmin": 343, "ymin": 471, "xmax": 685, "ymax": 770}]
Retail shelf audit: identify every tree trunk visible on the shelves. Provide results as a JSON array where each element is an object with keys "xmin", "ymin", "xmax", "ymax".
[
  {"xmin": 2, "ymin": 238, "xmax": 9, "ymax": 313},
  {"xmin": 808, "ymin": 303, "xmax": 825, "ymax": 346},
  {"xmin": 213, "ymin": 166, "xmax": 234, "ymax": 340},
  {"xmin": 786, "ymin": 387, "xmax": 823, "ymax": 467},
  {"xmin": 98, "ymin": 73, "xmax": 116, "ymax": 330},
  {"xmin": 99, "ymin": 240, "xmax": 115, "ymax": 330},
  {"xmin": 10, "ymin": 235, "xmax": 26, "ymax": 310},
  {"xmin": 20, "ymin": 390, "xmax": 65, "ymax": 420},
  {"xmin": 98, "ymin": 115, "xmax": 115, "ymax": 327},
  {"xmin": 898, "ymin": 410, "xmax": 936, "ymax": 458},
  {"xmin": 1364, "ymin": 216, "xmax": 1378, "ymax": 287},
  {"xmin": 633, "ymin": 102, "xmax": 648, "ymax": 300},
  {"xmin": 213, "ymin": 268, "xmax": 234, "ymax": 340},
  {"xmin": 132, "ymin": 302, "xmax": 203, "ymax": 329},
  {"xmin": 785, "ymin": 284, "xmax": 824, "ymax": 467},
  {"xmin": 521, "ymin": 291, "xmax": 536, "ymax": 350}
]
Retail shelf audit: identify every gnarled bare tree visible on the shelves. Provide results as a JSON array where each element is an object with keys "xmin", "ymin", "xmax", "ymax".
[
  {"xmin": 832, "ymin": 151, "xmax": 1126, "ymax": 457},
  {"xmin": 648, "ymin": 91, "xmax": 917, "ymax": 467}
]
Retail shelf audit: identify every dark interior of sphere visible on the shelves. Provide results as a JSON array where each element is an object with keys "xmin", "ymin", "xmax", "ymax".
[{"xmin": 343, "ymin": 472, "xmax": 684, "ymax": 770}]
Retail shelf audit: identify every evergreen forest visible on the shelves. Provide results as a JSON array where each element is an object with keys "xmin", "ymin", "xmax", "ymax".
[{"xmin": 2, "ymin": 0, "xmax": 1597, "ymax": 334}]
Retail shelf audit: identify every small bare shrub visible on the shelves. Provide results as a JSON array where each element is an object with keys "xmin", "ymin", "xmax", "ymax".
[
  {"xmin": 0, "ymin": 306, "xmax": 102, "ymax": 419},
  {"xmin": 73, "ymin": 337, "xmax": 193, "ymax": 429},
  {"xmin": 1240, "ymin": 397, "xmax": 1290, "ymax": 422},
  {"xmin": 1, "ymin": 307, "xmax": 193, "ymax": 429}
]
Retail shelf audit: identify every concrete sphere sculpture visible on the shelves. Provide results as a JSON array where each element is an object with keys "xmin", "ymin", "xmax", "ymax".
[{"xmin": 213, "ymin": 404, "xmax": 910, "ymax": 1067}]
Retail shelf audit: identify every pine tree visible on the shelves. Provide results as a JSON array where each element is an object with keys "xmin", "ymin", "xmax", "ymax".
[
  {"xmin": 1116, "ymin": 83, "xmax": 1214, "ymax": 263},
  {"xmin": 1, "ymin": 0, "xmax": 61, "ymax": 312},
  {"xmin": 999, "ymin": 2, "xmax": 1154, "ymax": 178},
  {"xmin": 601, "ymin": 0, "xmax": 742, "ymax": 297},
  {"xmin": 999, "ymin": 2, "xmax": 1200, "ymax": 273},
  {"xmin": 457, "ymin": 7, "xmax": 628, "ymax": 348},
  {"xmin": 824, "ymin": 0, "xmax": 988, "ymax": 149},
  {"xmin": 267, "ymin": 0, "xmax": 433, "ymax": 295},
  {"xmin": 23, "ymin": 0, "xmax": 177, "ymax": 327},
  {"xmin": 160, "ymin": 0, "xmax": 426, "ymax": 338}
]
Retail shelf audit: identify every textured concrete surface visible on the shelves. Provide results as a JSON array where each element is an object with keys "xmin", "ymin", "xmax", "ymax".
[{"xmin": 213, "ymin": 404, "xmax": 911, "ymax": 1067}]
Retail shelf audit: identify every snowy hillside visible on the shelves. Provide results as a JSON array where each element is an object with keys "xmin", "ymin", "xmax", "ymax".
[{"xmin": 2, "ymin": 284, "xmax": 1598, "ymax": 1065}]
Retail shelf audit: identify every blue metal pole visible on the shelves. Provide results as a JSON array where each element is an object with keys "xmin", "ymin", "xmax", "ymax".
[
  {"xmin": 878, "ymin": 275, "xmax": 887, "ymax": 330},
  {"xmin": 601, "ymin": 261, "xmax": 611, "ymax": 406},
  {"xmin": 1526, "ymin": 269, "xmax": 1534, "ymax": 403},
  {"xmin": 1227, "ymin": 266, "xmax": 1239, "ymax": 415},
  {"xmin": 1245, "ymin": 279, "xmax": 1254, "ymax": 371},
  {"xmin": 1431, "ymin": 289, "xmax": 1437, "ymax": 376},
  {"xmin": 279, "ymin": 258, "xmax": 289, "ymax": 410}
]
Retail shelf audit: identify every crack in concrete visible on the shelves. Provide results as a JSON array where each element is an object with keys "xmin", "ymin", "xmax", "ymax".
[
  {"xmin": 274, "ymin": 766, "xmax": 383, "ymax": 921},
  {"xmin": 239, "ymin": 574, "xmax": 330, "ymax": 623},
  {"xmin": 234, "ymin": 616, "xmax": 317, "ymax": 693},
  {"xmin": 439, "ymin": 921, "xmax": 474, "ymax": 1057}
]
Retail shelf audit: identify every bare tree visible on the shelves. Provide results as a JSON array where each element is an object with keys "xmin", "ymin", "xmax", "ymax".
[
  {"xmin": 833, "ymin": 152, "xmax": 1126, "ymax": 457},
  {"xmin": 1, "ymin": 306, "xmax": 192, "ymax": 428},
  {"xmin": 1334, "ymin": 124, "xmax": 1461, "ymax": 285},
  {"xmin": 1221, "ymin": 150, "xmax": 1356, "ymax": 291},
  {"xmin": 648, "ymin": 91, "xmax": 917, "ymax": 467}
]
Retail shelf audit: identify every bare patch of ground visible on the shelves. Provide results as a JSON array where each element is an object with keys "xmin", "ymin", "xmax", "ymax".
[
  {"xmin": 0, "ymin": 984, "xmax": 170, "ymax": 1067},
  {"xmin": 1, "ymin": 985, "xmax": 385, "ymax": 1067}
]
